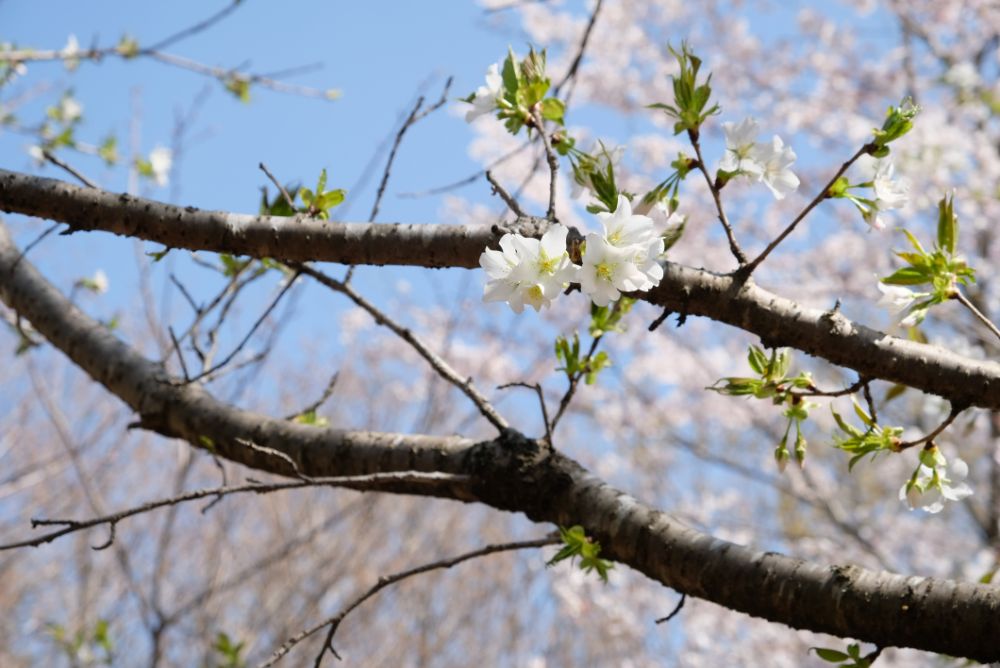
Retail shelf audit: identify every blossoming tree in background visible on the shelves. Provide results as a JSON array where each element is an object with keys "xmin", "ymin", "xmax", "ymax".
[{"xmin": 1, "ymin": 1, "xmax": 999, "ymax": 666}]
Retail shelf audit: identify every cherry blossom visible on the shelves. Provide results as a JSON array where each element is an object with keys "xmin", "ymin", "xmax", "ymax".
[
  {"xmin": 480, "ymin": 224, "xmax": 576, "ymax": 313},
  {"xmin": 900, "ymin": 458, "xmax": 973, "ymax": 514},
  {"xmin": 465, "ymin": 63, "xmax": 503, "ymax": 123}
]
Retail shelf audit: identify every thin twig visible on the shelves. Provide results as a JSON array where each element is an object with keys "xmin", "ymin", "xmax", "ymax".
[
  {"xmin": 398, "ymin": 142, "xmax": 531, "ymax": 198},
  {"xmin": 689, "ymin": 131, "xmax": 747, "ymax": 265},
  {"xmin": 259, "ymin": 162, "xmax": 297, "ymax": 210},
  {"xmin": 257, "ymin": 536, "xmax": 559, "ymax": 668},
  {"xmin": 370, "ymin": 77, "xmax": 453, "ymax": 223},
  {"xmin": 184, "ymin": 270, "xmax": 301, "ymax": 384},
  {"xmin": 550, "ymin": 335, "xmax": 602, "ymax": 432},
  {"xmin": 497, "ymin": 382, "xmax": 552, "ymax": 443},
  {"xmin": 952, "ymin": 289, "xmax": 1000, "ymax": 343},
  {"xmin": 743, "ymin": 145, "xmax": 870, "ymax": 274},
  {"xmin": 143, "ymin": 1, "xmax": 244, "ymax": 53},
  {"xmin": 284, "ymin": 372, "xmax": 340, "ymax": 421},
  {"xmin": 898, "ymin": 403, "xmax": 965, "ymax": 450},
  {"xmin": 862, "ymin": 380, "xmax": 878, "ymax": 426},
  {"xmin": 41, "ymin": 150, "xmax": 96, "ymax": 188},
  {"xmin": 0, "ymin": 472, "xmax": 469, "ymax": 552},
  {"xmin": 531, "ymin": 107, "xmax": 560, "ymax": 220},
  {"xmin": 168, "ymin": 326, "xmax": 191, "ymax": 382},
  {"xmin": 485, "ymin": 170, "xmax": 525, "ymax": 217},
  {"xmin": 552, "ymin": 0, "xmax": 604, "ymax": 101},
  {"xmin": 291, "ymin": 262, "xmax": 510, "ymax": 432},
  {"xmin": 655, "ymin": 593, "xmax": 686, "ymax": 624},
  {"xmin": 343, "ymin": 77, "xmax": 452, "ymax": 283}
]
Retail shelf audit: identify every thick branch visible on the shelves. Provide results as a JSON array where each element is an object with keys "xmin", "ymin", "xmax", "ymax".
[
  {"xmin": 3, "ymin": 169, "xmax": 1000, "ymax": 410},
  {"xmin": 1, "ymin": 222, "xmax": 999, "ymax": 660}
]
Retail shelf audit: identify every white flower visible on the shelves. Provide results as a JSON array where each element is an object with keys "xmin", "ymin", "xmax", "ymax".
[
  {"xmin": 944, "ymin": 62, "xmax": 980, "ymax": 90},
  {"xmin": 719, "ymin": 118, "xmax": 764, "ymax": 178},
  {"xmin": 876, "ymin": 281, "xmax": 921, "ymax": 316},
  {"xmin": 149, "ymin": 146, "xmax": 172, "ymax": 187},
  {"xmin": 596, "ymin": 195, "xmax": 654, "ymax": 249},
  {"xmin": 853, "ymin": 158, "xmax": 908, "ymax": 230},
  {"xmin": 899, "ymin": 457, "xmax": 973, "ymax": 513},
  {"xmin": 571, "ymin": 142, "xmax": 624, "ymax": 199},
  {"xmin": 465, "ymin": 63, "xmax": 503, "ymax": 122},
  {"xmin": 62, "ymin": 34, "xmax": 80, "ymax": 72},
  {"xmin": 594, "ymin": 195, "xmax": 664, "ymax": 291},
  {"xmin": 753, "ymin": 135, "xmax": 800, "ymax": 200},
  {"xmin": 480, "ymin": 224, "xmax": 576, "ymax": 313},
  {"xmin": 91, "ymin": 269, "xmax": 109, "ymax": 294},
  {"xmin": 872, "ymin": 159, "xmax": 909, "ymax": 210},
  {"xmin": 59, "ymin": 96, "xmax": 82, "ymax": 123},
  {"xmin": 580, "ymin": 234, "xmax": 650, "ymax": 307},
  {"xmin": 27, "ymin": 145, "xmax": 45, "ymax": 165}
]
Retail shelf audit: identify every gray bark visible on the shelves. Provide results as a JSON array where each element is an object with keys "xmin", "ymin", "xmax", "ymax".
[
  {"xmin": 3, "ymin": 168, "xmax": 999, "ymax": 410},
  {"xmin": 3, "ymin": 220, "xmax": 1000, "ymax": 661}
]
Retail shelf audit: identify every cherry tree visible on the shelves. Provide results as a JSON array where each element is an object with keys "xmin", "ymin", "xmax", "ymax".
[{"xmin": 1, "ymin": 1, "xmax": 999, "ymax": 665}]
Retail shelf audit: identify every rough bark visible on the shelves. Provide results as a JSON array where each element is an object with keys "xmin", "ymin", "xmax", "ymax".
[
  {"xmin": 3, "ymin": 169, "xmax": 999, "ymax": 411},
  {"xmin": 3, "ymin": 220, "xmax": 1000, "ymax": 661}
]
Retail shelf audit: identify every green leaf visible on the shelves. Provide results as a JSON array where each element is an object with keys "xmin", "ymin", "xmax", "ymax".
[
  {"xmin": 881, "ymin": 267, "xmax": 930, "ymax": 286},
  {"xmin": 937, "ymin": 193, "xmax": 957, "ymax": 254},
  {"xmin": 901, "ymin": 228, "xmax": 927, "ymax": 255},
  {"xmin": 540, "ymin": 97, "xmax": 565, "ymax": 124},
  {"xmin": 851, "ymin": 397, "xmax": 874, "ymax": 427},
  {"xmin": 224, "ymin": 75, "xmax": 251, "ymax": 103},
  {"xmin": 812, "ymin": 647, "xmax": 851, "ymax": 662},
  {"xmin": 501, "ymin": 47, "xmax": 520, "ymax": 102},
  {"xmin": 98, "ymin": 135, "xmax": 118, "ymax": 165},
  {"xmin": 883, "ymin": 383, "xmax": 907, "ymax": 403},
  {"xmin": 747, "ymin": 346, "xmax": 767, "ymax": 375}
]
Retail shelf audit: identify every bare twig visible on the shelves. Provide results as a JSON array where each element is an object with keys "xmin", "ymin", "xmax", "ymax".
[
  {"xmin": 143, "ymin": 1, "xmax": 244, "ymax": 53},
  {"xmin": 284, "ymin": 372, "xmax": 340, "ymax": 422},
  {"xmin": 485, "ymin": 170, "xmax": 525, "ymax": 217},
  {"xmin": 0, "ymin": 472, "xmax": 469, "ymax": 552},
  {"xmin": 369, "ymin": 77, "xmax": 453, "ymax": 223},
  {"xmin": 184, "ymin": 270, "xmax": 301, "ymax": 383},
  {"xmin": 41, "ymin": 150, "xmax": 96, "ymax": 188},
  {"xmin": 898, "ymin": 403, "xmax": 965, "ymax": 450},
  {"xmin": 655, "ymin": 593, "xmax": 686, "ymax": 624},
  {"xmin": 689, "ymin": 130, "xmax": 747, "ymax": 265},
  {"xmin": 342, "ymin": 77, "xmax": 452, "ymax": 283},
  {"xmin": 743, "ymin": 145, "xmax": 870, "ymax": 274},
  {"xmin": 498, "ymin": 382, "xmax": 552, "ymax": 443},
  {"xmin": 259, "ymin": 162, "xmax": 298, "ymax": 210},
  {"xmin": 258, "ymin": 535, "xmax": 559, "ymax": 668},
  {"xmin": 531, "ymin": 107, "xmax": 560, "ymax": 220},
  {"xmin": 291, "ymin": 262, "xmax": 510, "ymax": 432},
  {"xmin": 952, "ymin": 289, "xmax": 1000, "ymax": 343},
  {"xmin": 552, "ymin": 0, "xmax": 604, "ymax": 103},
  {"xmin": 168, "ymin": 326, "xmax": 191, "ymax": 381},
  {"xmin": 398, "ymin": 142, "xmax": 532, "ymax": 198}
]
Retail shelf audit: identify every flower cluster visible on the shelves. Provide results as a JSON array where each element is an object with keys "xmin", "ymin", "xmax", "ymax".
[
  {"xmin": 718, "ymin": 118, "xmax": 800, "ymax": 200},
  {"xmin": 900, "ymin": 456, "xmax": 973, "ymax": 514},
  {"xmin": 480, "ymin": 196, "xmax": 665, "ymax": 312}
]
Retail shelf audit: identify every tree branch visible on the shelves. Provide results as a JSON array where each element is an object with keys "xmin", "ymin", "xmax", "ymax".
[
  {"xmin": 1, "ymin": 221, "xmax": 999, "ymax": 660},
  {"xmin": 3, "ymin": 169, "xmax": 999, "ymax": 411}
]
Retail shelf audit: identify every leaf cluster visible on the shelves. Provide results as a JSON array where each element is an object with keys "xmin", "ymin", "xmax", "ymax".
[
  {"xmin": 870, "ymin": 97, "xmax": 919, "ymax": 157},
  {"xmin": 546, "ymin": 525, "xmax": 614, "ymax": 583},
  {"xmin": 831, "ymin": 398, "xmax": 903, "ymax": 470},
  {"xmin": 881, "ymin": 194, "xmax": 974, "ymax": 324},
  {"xmin": 648, "ymin": 43, "xmax": 720, "ymax": 136}
]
